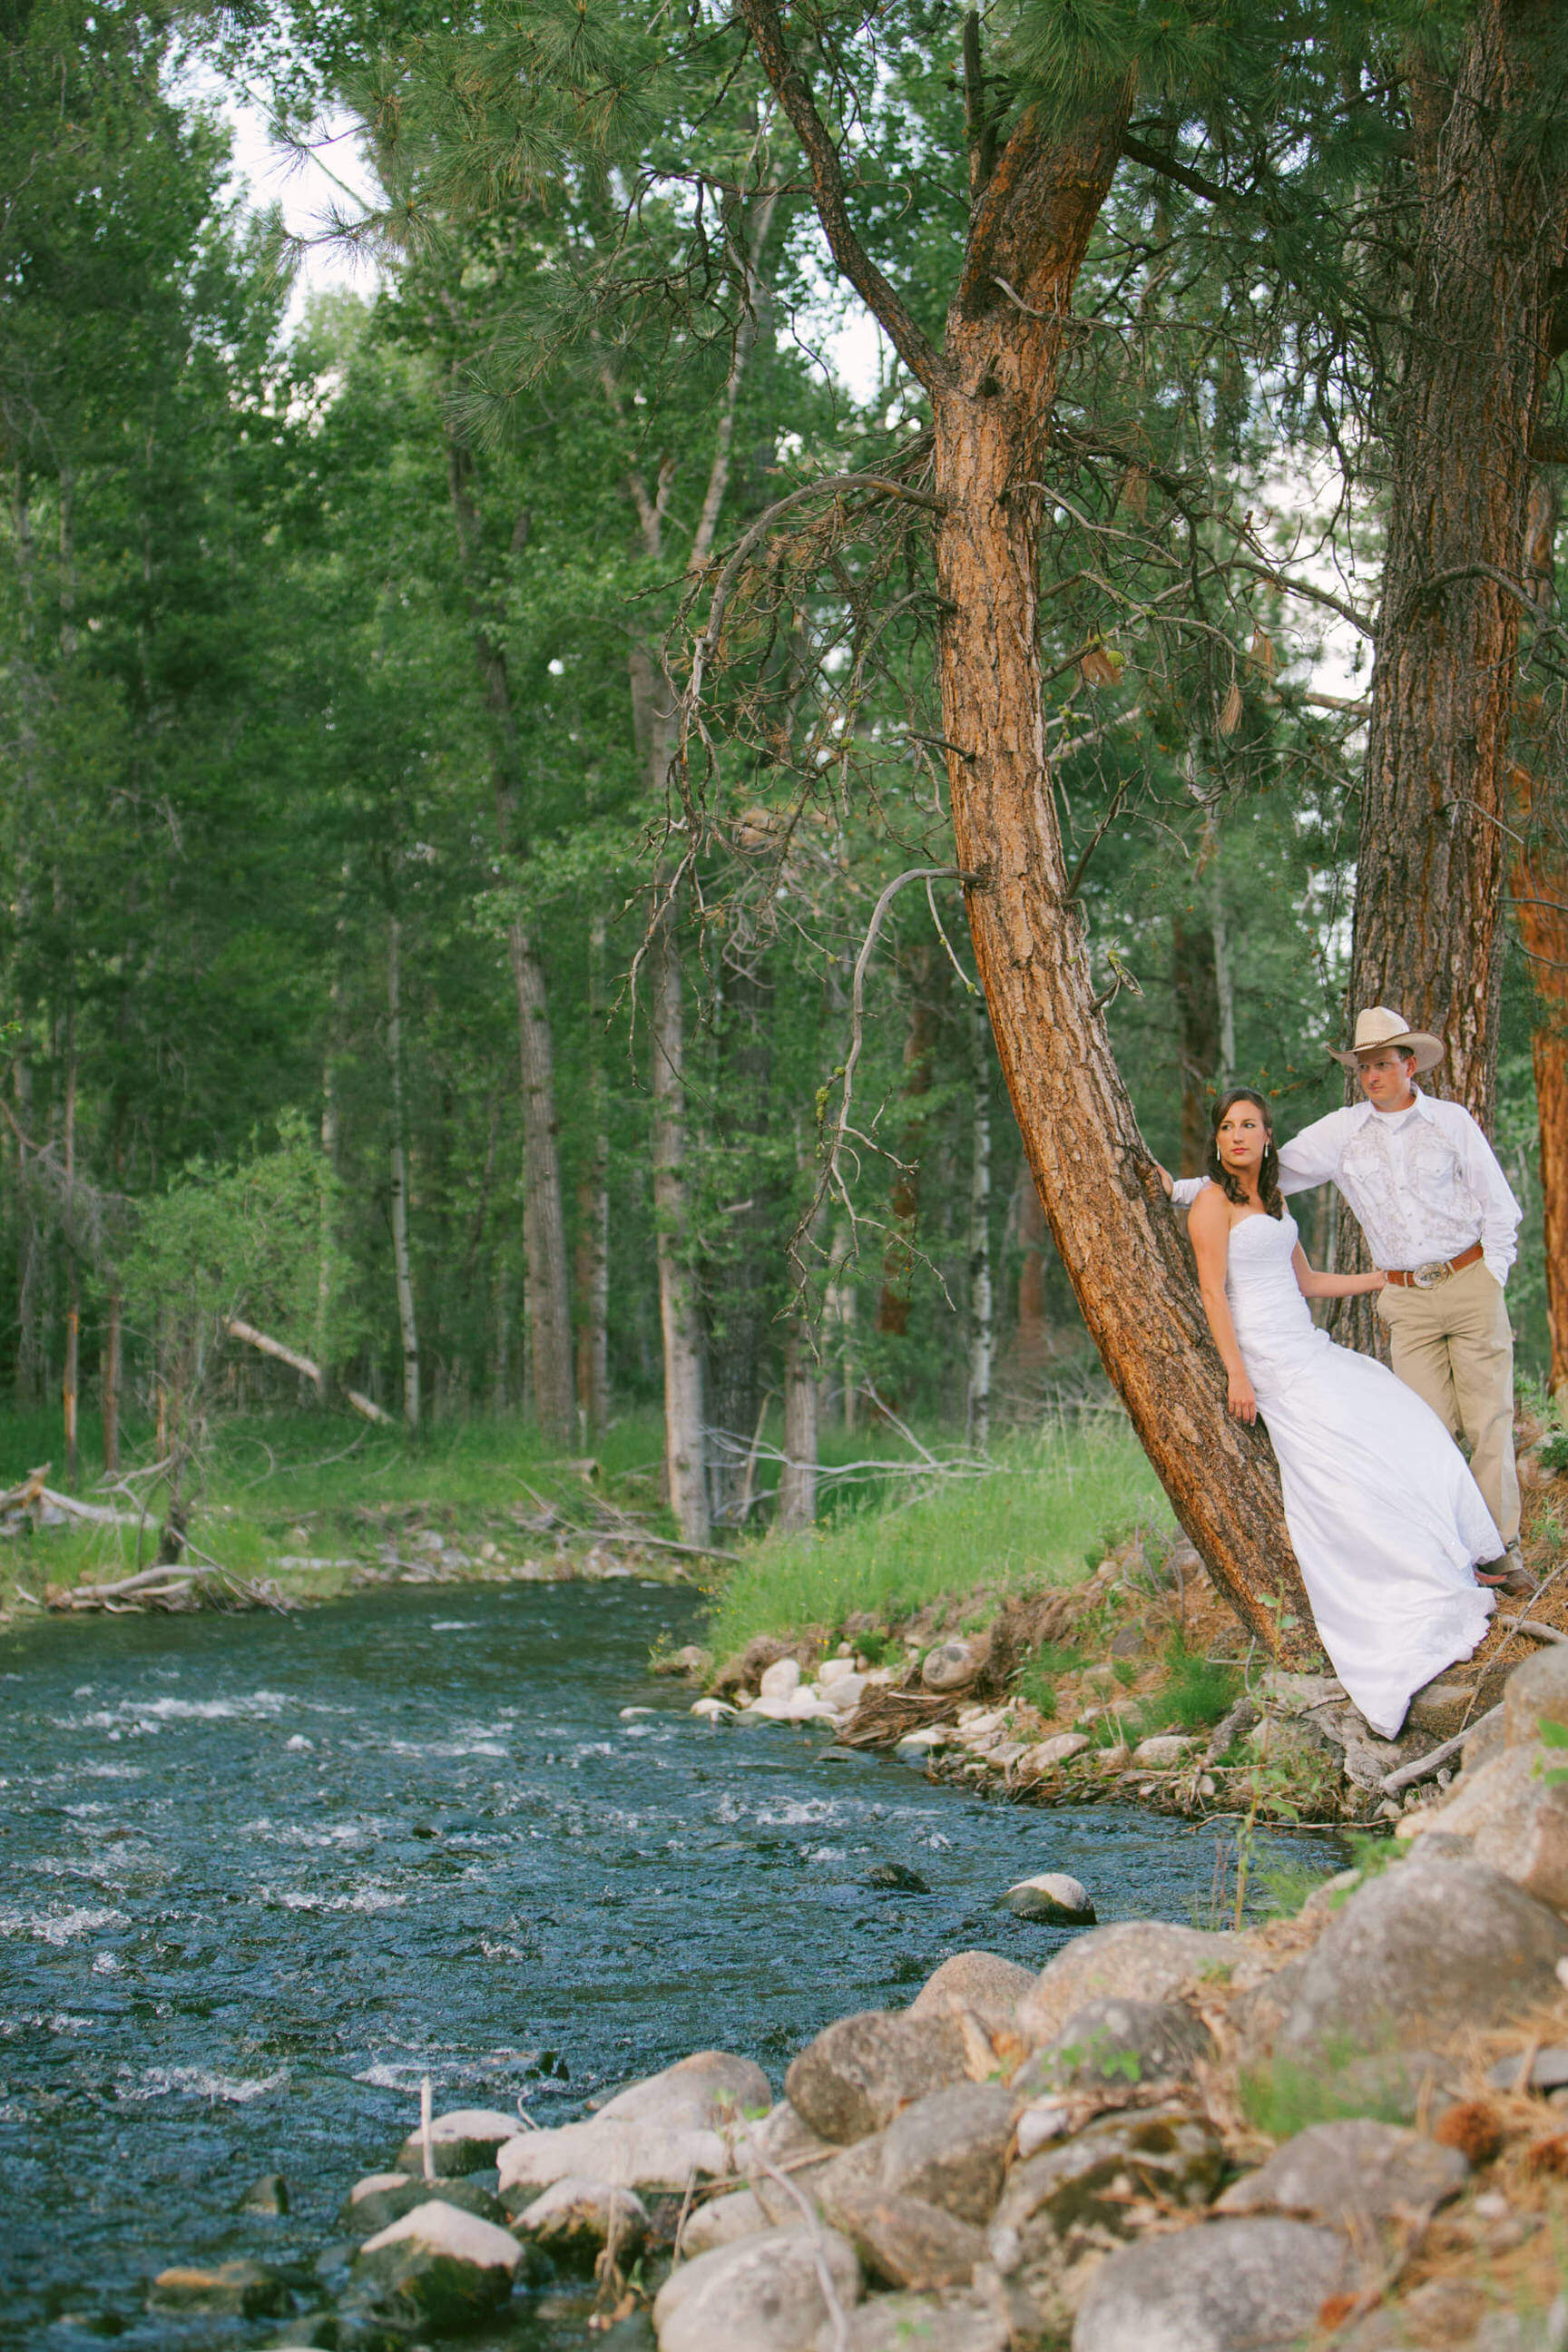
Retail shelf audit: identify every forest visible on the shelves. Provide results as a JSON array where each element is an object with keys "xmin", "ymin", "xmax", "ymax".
[{"xmin": 5, "ymin": 0, "xmax": 1568, "ymax": 1630}]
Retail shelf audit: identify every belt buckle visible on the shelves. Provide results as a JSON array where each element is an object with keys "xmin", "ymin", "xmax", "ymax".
[{"xmin": 1411, "ymin": 1259, "xmax": 1449, "ymax": 1290}]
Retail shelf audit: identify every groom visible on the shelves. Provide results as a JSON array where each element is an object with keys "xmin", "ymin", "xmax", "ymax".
[{"xmin": 1169, "ymin": 1006, "xmax": 1526, "ymax": 1591}]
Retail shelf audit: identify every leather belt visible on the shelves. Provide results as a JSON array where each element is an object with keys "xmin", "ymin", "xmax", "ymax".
[{"xmin": 1383, "ymin": 1241, "xmax": 1484, "ymax": 1290}]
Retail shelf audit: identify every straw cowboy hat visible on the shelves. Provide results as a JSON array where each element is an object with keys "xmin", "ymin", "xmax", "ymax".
[{"xmin": 1328, "ymin": 1004, "xmax": 1445, "ymax": 1074}]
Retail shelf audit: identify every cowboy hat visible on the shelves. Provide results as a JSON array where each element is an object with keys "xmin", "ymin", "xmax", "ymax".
[{"xmin": 1328, "ymin": 1004, "xmax": 1445, "ymax": 1074}]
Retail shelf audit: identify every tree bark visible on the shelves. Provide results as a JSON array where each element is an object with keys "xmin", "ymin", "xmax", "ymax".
[
  {"xmin": 875, "ymin": 947, "xmax": 942, "ymax": 1349},
  {"xmin": 741, "ymin": 0, "xmax": 1313, "ymax": 1653},
  {"xmin": 575, "ymin": 913, "xmax": 611, "ymax": 1435},
  {"xmin": 446, "ymin": 438, "xmax": 576, "ymax": 1443},
  {"xmin": 966, "ymin": 992, "xmax": 994, "ymax": 1448},
  {"xmin": 1172, "ymin": 910, "xmax": 1220, "ymax": 1178},
  {"xmin": 778, "ymin": 1309, "xmax": 818, "ymax": 1530},
  {"xmin": 649, "ymin": 889, "xmax": 710, "ymax": 1546},
  {"xmin": 386, "ymin": 912, "xmax": 421, "ymax": 1432},
  {"xmin": 1351, "ymin": 3, "xmax": 1568, "ymax": 1123},
  {"xmin": 102, "ymin": 1287, "xmax": 121, "ymax": 1476}
]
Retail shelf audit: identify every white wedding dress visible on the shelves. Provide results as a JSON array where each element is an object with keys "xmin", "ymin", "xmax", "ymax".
[{"xmin": 1224, "ymin": 1208, "xmax": 1499, "ymax": 1737}]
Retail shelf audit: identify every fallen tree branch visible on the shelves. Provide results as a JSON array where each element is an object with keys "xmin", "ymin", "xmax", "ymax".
[
  {"xmin": 1381, "ymin": 1704, "xmax": 1501, "ymax": 1796},
  {"xmin": 225, "ymin": 1319, "xmax": 391, "ymax": 1426}
]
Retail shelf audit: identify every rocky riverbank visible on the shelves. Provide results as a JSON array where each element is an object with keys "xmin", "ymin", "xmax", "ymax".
[
  {"xmin": 150, "ymin": 1633, "xmax": 1568, "ymax": 2350},
  {"xmin": 684, "ymin": 1456, "xmax": 1568, "ymax": 1830}
]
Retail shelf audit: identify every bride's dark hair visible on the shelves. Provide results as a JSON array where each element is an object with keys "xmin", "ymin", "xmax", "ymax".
[{"xmin": 1208, "ymin": 1087, "xmax": 1284, "ymax": 1219}]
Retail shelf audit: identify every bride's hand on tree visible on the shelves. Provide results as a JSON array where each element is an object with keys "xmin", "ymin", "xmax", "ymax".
[{"xmin": 1227, "ymin": 1371, "xmax": 1258, "ymax": 1425}]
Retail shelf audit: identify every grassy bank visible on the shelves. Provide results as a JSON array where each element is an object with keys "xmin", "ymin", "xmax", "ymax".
[
  {"xmin": 0, "ymin": 1406, "xmax": 678, "ymax": 1617},
  {"xmin": 703, "ymin": 1414, "xmax": 1174, "ymax": 1661}
]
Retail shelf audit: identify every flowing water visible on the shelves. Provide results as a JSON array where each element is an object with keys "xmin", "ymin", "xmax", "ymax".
[{"xmin": 0, "ymin": 1581, "xmax": 1342, "ymax": 2349}]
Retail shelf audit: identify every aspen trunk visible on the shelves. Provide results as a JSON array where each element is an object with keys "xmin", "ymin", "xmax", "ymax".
[
  {"xmin": 315, "ymin": 973, "xmax": 343, "ymax": 1397},
  {"xmin": 649, "ymin": 891, "xmax": 710, "ymax": 1546},
  {"xmin": 386, "ymin": 913, "xmax": 421, "ymax": 1432},
  {"xmin": 778, "ymin": 1313, "xmax": 818, "ymax": 1531},
  {"xmin": 62, "ymin": 1028, "xmax": 78, "ymax": 1489},
  {"xmin": 1350, "ymin": 4, "xmax": 1568, "ymax": 1122},
  {"xmin": 102, "ymin": 1288, "xmax": 121, "ymax": 1476},
  {"xmin": 966, "ymin": 993, "xmax": 993, "ymax": 1449}
]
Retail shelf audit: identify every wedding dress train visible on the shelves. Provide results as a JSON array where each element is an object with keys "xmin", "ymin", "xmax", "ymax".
[{"xmin": 1223, "ymin": 1209, "xmax": 1499, "ymax": 1738}]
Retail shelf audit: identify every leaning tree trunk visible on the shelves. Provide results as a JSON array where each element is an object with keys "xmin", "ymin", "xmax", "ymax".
[
  {"xmin": 743, "ymin": 7, "xmax": 1311, "ymax": 1654},
  {"xmin": 1350, "ymin": 4, "xmax": 1568, "ymax": 1125}
]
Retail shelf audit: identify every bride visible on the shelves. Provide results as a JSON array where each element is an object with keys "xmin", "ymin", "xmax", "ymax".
[{"xmin": 1179, "ymin": 1088, "xmax": 1499, "ymax": 1739}]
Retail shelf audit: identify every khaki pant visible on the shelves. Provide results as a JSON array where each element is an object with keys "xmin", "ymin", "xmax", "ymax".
[{"xmin": 1377, "ymin": 1257, "xmax": 1518, "ymax": 1545}]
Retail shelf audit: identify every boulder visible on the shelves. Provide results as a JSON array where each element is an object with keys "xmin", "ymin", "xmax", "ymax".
[
  {"xmin": 1504, "ymin": 1644, "xmax": 1568, "ymax": 1748},
  {"xmin": 1015, "ymin": 1922, "xmax": 1239, "ymax": 2048},
  {"xmin": 880, "ymin": 2082, "xmax": 1020, "ymax": 2224},
  {"xmin": 1015, "ymin": 1996, "xmax": 1214, "ymax": 2095},
  {"xmin": 1215, "ymin": 2119, "xmax": 1468, "ymax": 2230},
  {"xmin": 816, "ymin": 2287, "xmax": 1009, "ymax": 2352},
  {"xmin": 691, "ymin": 1698, "xmax": 736, "ymax": 1722},
  {"xmin": 1487, "ymin": 2045, "xmax": 1568, "ymax": 2093},
  {"xmin": 238, "ymin": 2172, "xmax": 289, "ymax": 2217},
  {"xmin": 652, "ymin": 2225, "xmax": 861, "ymax": 2352},
  {"xmin": 816, "ymin": 2135, "xmax": 889, "ymax": 2236},
  {"xmin": 341, "ymin": 2171, "xmax": 505, "ymax": 2236},
  {"xmin": 1407, "ymin": 1678, "xmax": 1482, "ymax": 1741},
  {"xmin": 989, "ymin": 2107, "xmax": 1225, "ymax": 2276},
  {"xmin": 760, "ymin": 1657, "xmax": 803, "ymax": 1700},
  {"xmin": 148, "ymin": 2262, "xmax": 288, "ymax": 2318},
  {"xmin": 510, "ymin": 2175, "xmax": 647, "ymax": 2265},
  {"xmin": 736, "ymin": 2101, "xmax": 840, "ymax": 2225},
  {"xmin": 354, "ymin": 2200, "xmax": 523, "ymax": 2328},
  {"xmin": 1400, "ymin": 1743, "xmax": 1568, "ymax": 1909},
  {"xmin": 998, "ymin": 1874, "xmax": 1096, "ymax": 1925},
  {"xmin": 923, "ymin": 1642, "xmax": 980, "ymax": 1694},
  {"xmin": 819, "ymin": 1673, "xmax": 868, "ymax": 1715},
  {"xmin": 680, "ymin": 2189, "xmax": 774, "ymax": 2257},
  {"xmin": 714, "ymin": 1635, "xmax": 793, "ymax": 1698},
  {"xmin": 1131, "ymin": 1735, "xmax": 1195, "ymax": 1767},
  {"xmin": 786, "ymin": 2011, "xmax": 970, "ymax": 2144},
  {"xmin": 1268, "ymin": 1850, "xmax": 1568, "ymax": 2064},
  {"xmin": 864, "ymin": 1863, "xmax": 929, "ymax": 1893},
  {"xmin": 1015, "ymin": 1733, "xmax": 1091, "ymax": 1777},
  {"xmin": 835, "ymin": 2193, "xmax": 986, "ymax": 2292},
  {"xmin": 395, "ymin": 2104, "xmax": 520, "ymax": 2178},
  {"xmin": 1070, "ymin": 2219, "xmax": 1353, "ymax": 2352},
  {"xmin": 597, "ymin": 2050, "xmax": 772, "ymax": 2132},
  {"xmin": 1465, "ymin": 1708, "xmax": 1506, "ymax": 1774},
  {"xmin": 498, "ymin": 2117, "xmax": 726, "ymax": 2200},
  {"xmin": 908, "ymin": 1952, "xmax": 1036, "ymax": 2041}
]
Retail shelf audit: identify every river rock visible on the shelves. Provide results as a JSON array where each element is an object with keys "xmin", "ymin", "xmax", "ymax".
[
  {"xmin": 760, "ymin": 1657, "xmax": 802, "ymax": 1700},
  {"xmin": 736, "ymin": 2100, "xmax": 840, "ymax": 2224},
  {"xmin": 1015, "ymin": 1733, "xmax": 1091, "ymax": 1778},
  {"xmin": 691, "ymin": 1698, "xmax": 736, "ymax": 1721},
  {"xmin": 354, "ymin": 2200, "xmax": 522, "ymax": 2327},
  {"xmin": 239, "ymin": 2171, "xmax": 289, "ymax": 2216},
  {"xmin": 1015, "ymin": 1921, "xmax": 1239, "ymax": 2047},
  {"xmin": 1488, "ymin": 2044, "xmax": 1568, "ymax": 2092},
  {"xmin": 819, "ymin": 1673, "xmax": 868, "ymax": 1714},
  {"xmin": 817, "ymin": 2286, "xmax": 1009, "ymax": 2352},
  {"xmin": 786, "ymin": 2010, "xmax": 970, "ymax": 2143},
  {"xmin": 341, "ymin": 2171, "xmax": 505, "ymax": 2235},
  {"xmin": 1465, "ymin": 1708, "xmax": 1507, "ymax": 1773},
  {"xmin": 148, "ymin": 2261, "xmax": 289, "ymax": 2318},
  {"xmin": 896, "ymin": 1729, "xmax": 950, "ymax": 1759},
  {"xmin": 880, "ymin": 2082, "xmax": 1019, "ymax": 2224},
  {"xmin": 680, "ymin": 2189, "xmax": 773, "ymax": 2256},
  {"xmin": 1504, "ymin": 1644, "xmax": 1568, "ymax": 1747},
  {"xmin": 837, "ymin": 2192, "xmax": 987, "ymax": 2291},
  {"xmin": 395, "ymin": 2104, "xmax": 519, "ymax": 2178},
  {"xmin": 1071, "ymin": 2218, "xmax": 1354, "ymax": 2352},
  {"xmin": 1215, "ymin": 2118, "xmax": 1468, "ymax": 2230},
  {"xmin": 990, "ymin": 2107, "xmax": 1224, "ymax": 2272},
  {"xmin": 1016, "ymin": 1996, "xmax": 1215, "ymax": 2094},
  {"xmin": 509, "ymin": 2176, "xmax": 649, "ymax": 2265},
  {"xmin": 998, "ymin": 1873, "xmax": 1095, "ymax": 1924},
  {"xmin": 498, "ymin": 2117, "xmax": 727, "ymax": 2200},
  {"xmin": 908, "ymin": 1951, "xmax": 1036, "ymax": 2040},
  {"xmin": 597, "ymin": 2050, "xmax": 771, "ymax": 2132},
  {"xmin": 1267, "ymin": 1850, "xmax": 1568, "ymax": 2063},
  {"xmin": 923, "ymin": 1642, "xmax": 980, "ymax": 1694},
  {"xmin": 652, "ymin": 2225, "xmax": 861, "ymax": 2352},
  {"xmin": 1399, "ymin": 1742, "xmax": 1568, "ymax": 1908},
  {"xmin": 1131, "ymin": 1735, "xmax": 1195, "ymax": 1767}
]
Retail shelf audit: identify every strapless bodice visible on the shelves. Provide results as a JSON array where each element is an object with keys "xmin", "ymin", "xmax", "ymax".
[{"xmin": 1223, "ymin": 1210, "xmax": 1327, "ymax": 1396}]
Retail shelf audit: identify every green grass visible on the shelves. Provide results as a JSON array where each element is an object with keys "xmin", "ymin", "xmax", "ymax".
[
  {"xmin": 703, "ymin": 1417, "xmax": 1173, "ymax": 1659},
  {"xmin": 0, "ymin": 1404, "xmax": 674, "ymax": 1615},
  {"xmin": 1134, "ymin": 1635, "xmax": 1241, "ymax": 1735}
]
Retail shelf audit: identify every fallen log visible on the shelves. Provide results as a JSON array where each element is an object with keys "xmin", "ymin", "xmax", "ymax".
[
  {"xmin": 1381, "ymin": 1704, "xmax": 1502, "ymax": 1797},
  {"xmin": 224, "ymin": 1319, "xmax": 391, "ymax": 1426}
]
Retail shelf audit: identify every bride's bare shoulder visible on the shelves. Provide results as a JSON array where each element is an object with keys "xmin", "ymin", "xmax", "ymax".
[{"xmin": 1187, "ymin": 1181, "xmax": 1232, "ymax": 1241}]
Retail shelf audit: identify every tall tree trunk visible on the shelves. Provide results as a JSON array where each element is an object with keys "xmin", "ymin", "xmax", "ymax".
[
  {"xmin": 62, "ymin": 1021, "xmax": 78, "ymax": 1489},
  {"xmin": 1172, "ymin": 910, "xmax": 1220, "ymax": 1177},
  {"xmin": 445, "ymin": 440, "xmax": 575, "ymax": 1442},
  {"xmin": 1350, "ymin": 5, "xmax": 1568, "ymax": 1123},
  {"xmin": 315, "ymin": 971, "xmax": 343, "ymax": 1399},
  {"xmin": 778, "ymin": 1310, "xmax": 818, "ymax": 1531},
  {"xmin": 876, "ymin": 948, "xmax": 942, "ymax": 1354},
  {"xmin": 575, "ymin": 914, "xmax": 611, "ymax": 1435},
  {"xmin": 102, "ymin": 1288, "xmax": 121, "ymax": 1477},
  {"xmin": 386, "ymin": 912, "xmax": 420, "ymax": 1432},
  {"xmin": 966, "ymin": 993, "xmax": 993, "ymax": 1448},
  {"xmin": 709, "ymin": 956, "xmax": 778, "ymax": 1517},
  {"xmin": 744, "ymin": 3, "xmax": 1314, "ymax": 1651},
  {"xmin": 1512, "ymin": 475, "xmax": 1568, "ymax": 1396},
  {"xmin": 650, "ymin": 891, "xmax": 710, "ymax": 1545}
]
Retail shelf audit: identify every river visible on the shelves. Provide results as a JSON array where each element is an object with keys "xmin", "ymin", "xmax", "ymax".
[{"xmin": 0, "ymin": 1580, "xmax": 1341, "ymax": 2348}]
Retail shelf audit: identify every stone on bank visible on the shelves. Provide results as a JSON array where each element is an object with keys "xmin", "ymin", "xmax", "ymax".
[
  {"xmin": 998, "ymin": 1872, "xmax": 1096, "ymax": 1924},
  {"xmin": 354, "ymin": 2198, "xmax": 523, "ymax": 2328}
]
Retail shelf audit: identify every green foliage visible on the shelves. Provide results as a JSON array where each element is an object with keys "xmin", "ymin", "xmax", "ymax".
[
  {"xmin": 1136, "ymin": 1636, "xmax": 1241, "ymax": 1735},
  {"xmin": 1240, "ymin": 2045, "xmax": 1414, "ymax": 2140}
]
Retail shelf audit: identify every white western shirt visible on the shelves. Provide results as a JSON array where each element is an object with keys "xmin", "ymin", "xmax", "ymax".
[{"xmin": 1171, "ymin": 1091, "xmax": 1521, "ymax": 1286}]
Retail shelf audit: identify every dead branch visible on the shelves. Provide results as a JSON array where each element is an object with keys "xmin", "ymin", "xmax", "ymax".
[{"xmin": 224, "ymin": 1318, "xmax": 392, "ymax": 1426}]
